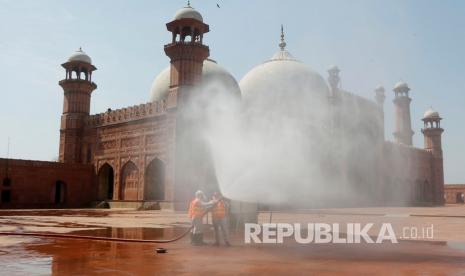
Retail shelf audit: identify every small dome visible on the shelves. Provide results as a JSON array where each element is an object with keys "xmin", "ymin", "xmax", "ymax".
[
  {"xmin": 174, "ymin": 4, "xmax": 203, "ymax": 22},
  {"xmin": 393, "ymin": 81, "xmax": 410, "ymax": 92},
  {"xmin": 150, "ymin": 59, "xmax": 240, "ymax": 101},
  {"xmin": 423, "ymin": 107, "xmax": 440, "ymax": 119},
  {"xmin": 327, "ymin": 65, "xmax": 340, "ymax": 73},
  {"xmin": 68, "ymin": 47, "xmax": 92, "ymax": 64},
  {"xmin": 375, "ymin": 85, "xmax": 385, "ymax": 92}
]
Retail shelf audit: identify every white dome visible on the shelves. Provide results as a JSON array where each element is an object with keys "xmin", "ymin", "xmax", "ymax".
[
  {"xmin": 270, "ymin": 49, "xmax": 296, "ymax": 61},
  {"xmin": 150, "ymin": 67, "xmax": 170, "ymax": 101},
  {"xmin": 150, "ymin": 59, "xmax": 240, "ymax": 101},
  {"xmin": 327, "ymin": 65, "xmax": 340, "ymax": 73},
  {"xmin": 68, "ymin": 47, "xmax": 92, "ymax": 64},
  {"xmin": 423, "ymin": 107, "xmax": 440, "ymax": 119},
  {"xmin": 375, "ymin": 85, "xmax": 385, "ymax": 92},
  {"xmin": 394, "ymin": 81, "xmax": 410, "ymax": 92},
  {"xmin": 174, "ymin": 5, "xmax": 203, "ymax": 22},
  {"xmin": 240, "ymin": 48, "xmax": 329, "ymax": 104}
]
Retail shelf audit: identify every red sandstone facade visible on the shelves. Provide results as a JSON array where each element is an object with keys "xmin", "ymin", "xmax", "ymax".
[
  {"xmin": 0, "ymin": 159, "xmax": 93, "ymax": 208},
  {"xmin": 0, "ymin": 4, "xmax": 446, "ymax": 209},
  {"xmin": 444, "ymin": 185, "xmax": 465, "ymax": 204}
]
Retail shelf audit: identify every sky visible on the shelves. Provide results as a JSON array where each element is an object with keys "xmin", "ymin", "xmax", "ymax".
[{"xmin": 0, "ymin": 0, "xmax": 464, "ymax": 183}]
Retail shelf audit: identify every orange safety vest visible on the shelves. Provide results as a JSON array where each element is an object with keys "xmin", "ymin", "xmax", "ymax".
[
  {"xmin": 212, "ymin": 200, "xmax": 226, "ymax": 219},
  {"xmin": 188, "ymin": 198, "xmax": 204, "ymax": 219}
]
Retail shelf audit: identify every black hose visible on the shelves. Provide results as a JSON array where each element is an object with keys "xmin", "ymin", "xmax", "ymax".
[
  {"xmin": 0, "ymin": 204, "xmax": 216, "ymax": 244},
  {"xmin": 0, "ymin": 225, "xmax": 193, "ymax": 244}
]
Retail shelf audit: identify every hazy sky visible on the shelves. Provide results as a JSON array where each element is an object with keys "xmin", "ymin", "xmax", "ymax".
[{"xmin": 0, "ymin": 0, "xmax": 464, "ymax": 183}]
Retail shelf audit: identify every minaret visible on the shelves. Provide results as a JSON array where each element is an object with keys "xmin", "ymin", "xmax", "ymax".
[
  {"xmin": 58, "ymin": 48, "xmax": 97, "ymax": 163},
  {"xmin": 392, "ymin": 81, "xmax": 414, "ymax": 146},
  {"xmin": 164, "ymin": 3, "xmax": 211, "ymax": 209},
  {"xmin": 375, "ymin": 85, "xmax": 386, "ymax": 139},
  {"xmin": 327, "ymin": 66, "xmax": 341, "ymax": 130},
  {"xmin": 375, "ymin": 85, "xmax": 386, "ymax": 107},
  {"xmin": 164, "ymin": 2, "xmax": 210, "ymax": 108},
  {"xmin": 421, "ymin": 107, "xmax": 445, "ymax": 205},
  {"xmin": 421, "ymin": 107, "xmax": 444, "ymax": 158},
  {"xmin": 327, "ymin": 65, "xmax": 340, "ymax": 100}
]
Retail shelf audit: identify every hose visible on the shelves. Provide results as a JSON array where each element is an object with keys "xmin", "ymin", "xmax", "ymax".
[
  {"xmin": 0, "ymin": 225, "xmax": 193, "ymax": 244},
  {"xmin": 0, "ymin": 202, "xmax": 217, "ymax": 244}
]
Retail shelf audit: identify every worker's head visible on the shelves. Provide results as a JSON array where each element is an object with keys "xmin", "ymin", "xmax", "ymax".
[
  {"xmin": 212, "ymin": 192, "xmax": 222, "ymax": 200},
  {"xmin": 195, "ymin": 190, "xmax": 205, "ymax": 200}
]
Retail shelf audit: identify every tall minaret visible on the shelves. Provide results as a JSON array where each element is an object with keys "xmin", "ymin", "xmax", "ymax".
[
  {"xmin": 421, "ymin": 107, "xmax": 445, "ymax": 205},
  {"xmin": 164, "ymin": 3, "xmax": 211, "ymax": 209},
  {"xmin": 58, "ymin": 48, "xmax": 97, "ymax": 163},
  {"xmin": 327, "ymin": 65, "xmax": 340, "ymax": 100},
  {"xmin": 164, "ymin": 2, "xmax": 210, "ymax": 108},
  {"xmin": 375, "ymin": 85, "xmax": 386, "ymax": 139},
  {"xmin": 392, "ymin": 81, "xmax": 414, "ymax": 145},
  {"xmin": 375, "ymin": 85, "xmax": 386, "ymax": 107},
  {"xmin": 327, "ymin": 65, "xmax": 341, "ymax": 131},
  {"xmin": 422, "ymin": 107, "xmax": 444, "ymax": 158}
]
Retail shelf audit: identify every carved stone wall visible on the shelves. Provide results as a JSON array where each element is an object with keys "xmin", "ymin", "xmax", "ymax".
[
  {"xmin": 444, "ymin": 184, "xmax": 465, "ymax": 203},
  {"xmin": 381, "ymin": 142, "xmax": 439, "ymax": 205},
  {"xmin": 82, "ymin": 105, "xmax": 174, "ymax": 203}
]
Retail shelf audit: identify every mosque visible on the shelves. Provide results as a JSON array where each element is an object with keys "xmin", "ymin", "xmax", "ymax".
[{"xmin": 0, "ymin": 3, "xmax": 445, "ymax": 209}]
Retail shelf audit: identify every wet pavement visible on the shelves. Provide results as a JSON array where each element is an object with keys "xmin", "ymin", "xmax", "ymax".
[
  {"xmin": 2, "ymin": 233, "xmax": 465, "ymax": 275},
  {"xmin": 1, "ymin": 208, "xmax": 465, "ymax": 275}
]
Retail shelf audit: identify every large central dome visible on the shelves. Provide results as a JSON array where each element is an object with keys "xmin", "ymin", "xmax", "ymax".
[
  {"xmin": 240, "ymin": 29, "xmax": 329, "ymax": 115},
  {"xmin": 240, "ymin": 51, "xmax": 328, "ymax": 99}
]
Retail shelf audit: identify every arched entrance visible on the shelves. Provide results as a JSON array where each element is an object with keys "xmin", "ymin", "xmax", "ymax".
[
  {"xmin": 120, "ymin": 161, "xmax": 139, "ymax": 200},
  {"xmin": 2, "ymin": 177, "xmax": 11, "ymax": 187},
  {"xmin": 415, "ymin": 179, "xmax": 423, "ymax": 202},
  {"xmin": 423, "ymin": 180, "xmax": 431, "ymax": 202},
  {"xmin": 98, "ymin": 164, "xmax": 114, "ymax": 200},
  {"xmin": 145, "ymin": 158, "xmax": 165, "ymax": 200},
  {"xmin": 1, "ymin": 177, "xmax": 12, "ymax": 203},
  {"xmin": 54, "ymin": 181, "xmax": 66, "ymax": 204},
  {"xmin": 456, "ymin": 192, "xmax": 464, "ymax": 203}
]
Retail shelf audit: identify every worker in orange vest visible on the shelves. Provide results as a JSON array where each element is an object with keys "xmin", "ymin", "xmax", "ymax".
[
  {"xmin": 212, "ymin": 192, "xmax": 230, "ymax": 246},
  {"xmin": 188, "ymin": 190, "xmax": 216, "ymax": 245}
]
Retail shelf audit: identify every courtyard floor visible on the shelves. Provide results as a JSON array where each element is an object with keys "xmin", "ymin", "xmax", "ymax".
[{"xmin": 1, "ymin": 205, "xmax": 465, "ymax": 275}]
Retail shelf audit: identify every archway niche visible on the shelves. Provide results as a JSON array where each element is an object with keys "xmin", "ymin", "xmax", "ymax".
[
  {"xmin": 54, "ymin": 180, "xmax": 66, "ymax": 204},
  {"xmin": 120, "ymin": 161, "xmax": 139, "ymax": 200},
  {"xmin": 144, "ymin": 158, "xmax": 165, "ymax": 200},
  {"xmin": 98, "ymin": 164, "xmax": 114, "ymax": 200}
]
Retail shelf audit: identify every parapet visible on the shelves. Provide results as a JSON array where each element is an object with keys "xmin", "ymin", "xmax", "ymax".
[
  {"xmin": 85, "ymin": 100, "xmax": 167, "ymax": 127},
  {"xmin": 0, "ymin": 158, "xmax": 93, "ymax": 170}
]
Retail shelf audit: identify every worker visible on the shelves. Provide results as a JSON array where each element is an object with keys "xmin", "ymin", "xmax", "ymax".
[
  {"xmin": 211, "ymin": 192, "xmax": 231, "ymax": 246},
  {"xmin": 188, "ymin": 190, "xmax": 215, "ymax": 245}
]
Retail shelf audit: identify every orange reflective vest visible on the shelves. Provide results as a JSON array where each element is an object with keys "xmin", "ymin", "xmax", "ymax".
[
  {"xmin": 212, "ymin": 200, "xmax": 226, "ymax": 219},
  {"xmin": 188, "ymin": 198, "xmax": 204, "ymax": 219}
]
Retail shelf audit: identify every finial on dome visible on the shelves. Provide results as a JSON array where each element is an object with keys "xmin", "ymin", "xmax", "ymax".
[
  {"xmin": 279, "ymin": 24, "xmax": 287, "ymax": 51},
  {"xmin": 187, "ymin": 0, "xmax": 191, "ymax": 7}
]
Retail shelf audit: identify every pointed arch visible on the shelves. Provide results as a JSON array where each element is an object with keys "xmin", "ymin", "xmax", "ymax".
[
  {"xmin": 456, "ymin": 192, "xmax": 465, "ymax": 203},
  {"xmin": 120, "ymin": 161, "xmax": 139, "ymax": 200},
  {"xmin": 423, "ymin": 179, "xmax": 431, "ymax": 202},
  {"xmin": 97, "ymin": 163, "xmax": 114, "ymax": 200},
  {"xmin": 54, "ymin": 180, "xmax": 66, "ymax": 204},
  {"xmin": 145, "ymin": 158, "xmax": 165, "ymax": 200},
  {"xmin": 415, "ymin": 179, "xmax": 423, "ymax": 202}
]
